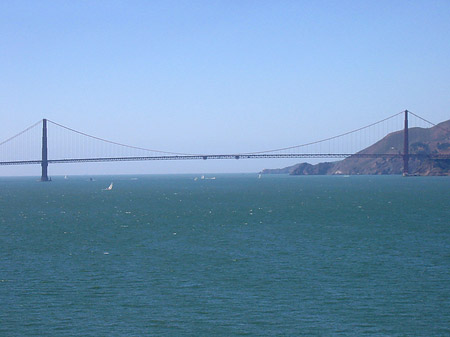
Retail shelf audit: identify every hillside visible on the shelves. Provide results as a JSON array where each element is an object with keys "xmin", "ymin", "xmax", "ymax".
[{"xmin": 261, "ymin": 119, "xmax": 450, "ymax": 176}]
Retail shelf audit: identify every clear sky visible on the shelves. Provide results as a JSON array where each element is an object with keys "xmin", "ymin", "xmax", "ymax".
[{"xmin": 1, "ymin": 0, "xmax": 449, "ymax": 176}]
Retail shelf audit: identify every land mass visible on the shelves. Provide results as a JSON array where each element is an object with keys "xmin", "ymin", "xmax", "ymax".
[{"xmin": 261, "ymin": 119, "xmax": 450, "ymax": 176}]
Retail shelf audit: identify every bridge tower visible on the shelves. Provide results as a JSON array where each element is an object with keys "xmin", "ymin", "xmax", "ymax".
[
  {"xmin": 41, "ymin": 118, "xmax": 49, "ymax": 181},
  {"xmin": 403, "ymin": 110, "xmax": 409, "ymax": 175}
]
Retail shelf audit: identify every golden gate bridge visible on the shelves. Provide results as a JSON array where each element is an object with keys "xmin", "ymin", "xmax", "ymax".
[{"xmin": 0, "ymin": 110, "xmax": 448, "ymax": 181}]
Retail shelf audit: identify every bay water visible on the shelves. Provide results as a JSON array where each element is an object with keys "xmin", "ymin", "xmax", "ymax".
[{"xmin": 1, "ymin": 174, "xmax": 449, "ymax": 336}]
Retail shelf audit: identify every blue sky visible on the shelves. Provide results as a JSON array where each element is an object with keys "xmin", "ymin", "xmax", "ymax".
[{"xmin": 1, "ymin": 0, "xmax": 449, "ymax": 175}]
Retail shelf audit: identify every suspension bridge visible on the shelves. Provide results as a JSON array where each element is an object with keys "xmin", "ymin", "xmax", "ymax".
[{"xmin": 0, "ymin": 110, "xmax": 448, "ymax": 180}]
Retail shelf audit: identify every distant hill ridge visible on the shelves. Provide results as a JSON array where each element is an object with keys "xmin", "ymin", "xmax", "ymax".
[{"xmin": 261, "ymin": 119, "xmax": 450, "ymax": 176}]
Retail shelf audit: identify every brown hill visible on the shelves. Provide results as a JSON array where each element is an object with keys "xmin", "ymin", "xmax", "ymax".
[{"xmin": 261, "ymin": 119, "xmax": 450, "ymax": 176}]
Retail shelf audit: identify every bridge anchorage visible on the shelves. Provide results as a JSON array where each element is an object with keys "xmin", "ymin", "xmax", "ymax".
[{"xmin": 0, "ymin": 110, "xmax": 448, "ymax": 180}]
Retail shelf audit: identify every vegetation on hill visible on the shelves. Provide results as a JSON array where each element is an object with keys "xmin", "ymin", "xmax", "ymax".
[{"xmin": 261, "ymin": 120, "xmax": 450, "ymax": 176}]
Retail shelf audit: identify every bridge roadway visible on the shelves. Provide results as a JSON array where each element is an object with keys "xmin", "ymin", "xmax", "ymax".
[{"xmin": 1, "ymin": 153, "xmax": 449, "ymax": 165}]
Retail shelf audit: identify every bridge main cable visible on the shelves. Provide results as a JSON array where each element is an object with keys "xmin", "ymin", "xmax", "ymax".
[
  {"xmin": 46, "ymin": 119, "xmax": 203, "ymax": 157},
  {"xmin": 0, "ymin": 120, "xmax": 42, "ymax": 147},
  {"xmin": 237, "ymin": 110, "xmax": 405, "ymax": 155},
  {"xmin": 49, "ymin": 111, "xmax": 405, "ymax": 158}
]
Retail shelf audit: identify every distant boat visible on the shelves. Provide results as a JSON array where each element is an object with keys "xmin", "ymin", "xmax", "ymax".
[
  {"xmin": 64, "ymin": 175, "xmax": 68, "ymax": 180},
  {"xmin": 206, "ymin": 177, "xmax": 216, "ymax": 180},
  {"xmin": 201, "ymin": 175, "xmax": 205, "ymax": 180},
  {"xmin": 258, "ymin": 174, "xmax": 262, "ymax": 179},
  {"xmin": 104, "ymin": 182, "xmax": 113, "ymax": 191},
  {"xmin": 194, "ymin": 177, "xmax": 198, "ymax": 181}
]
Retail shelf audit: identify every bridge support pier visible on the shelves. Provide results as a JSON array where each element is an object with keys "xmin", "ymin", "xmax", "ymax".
[
  {"xmin": 403, "ymin": 110, "xmax": 409, "ymax": 176},
  {"xmin": 41, "ymin": 118, "xmax": 49, "ymax": 181}
]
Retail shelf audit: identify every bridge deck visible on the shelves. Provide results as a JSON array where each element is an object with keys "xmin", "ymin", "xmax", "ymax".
[{"xmin": 1, "ymin": 153, "xmax": 449, "ymax": 165}]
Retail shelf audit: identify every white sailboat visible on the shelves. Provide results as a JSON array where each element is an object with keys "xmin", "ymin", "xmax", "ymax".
[{"xmin": 104, "ymin": 182, "xmax": 113, "ymax": 191}]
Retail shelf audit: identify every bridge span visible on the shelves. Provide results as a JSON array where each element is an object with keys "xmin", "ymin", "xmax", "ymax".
[{"xmin": 1, "ymin": 110, "xmax": 448, "ymax": 180}]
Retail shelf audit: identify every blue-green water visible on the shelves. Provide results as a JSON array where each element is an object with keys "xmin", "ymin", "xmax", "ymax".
[{"xmin": 1, "ymin": 174, "xmax": 449, "ymax": 336}]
